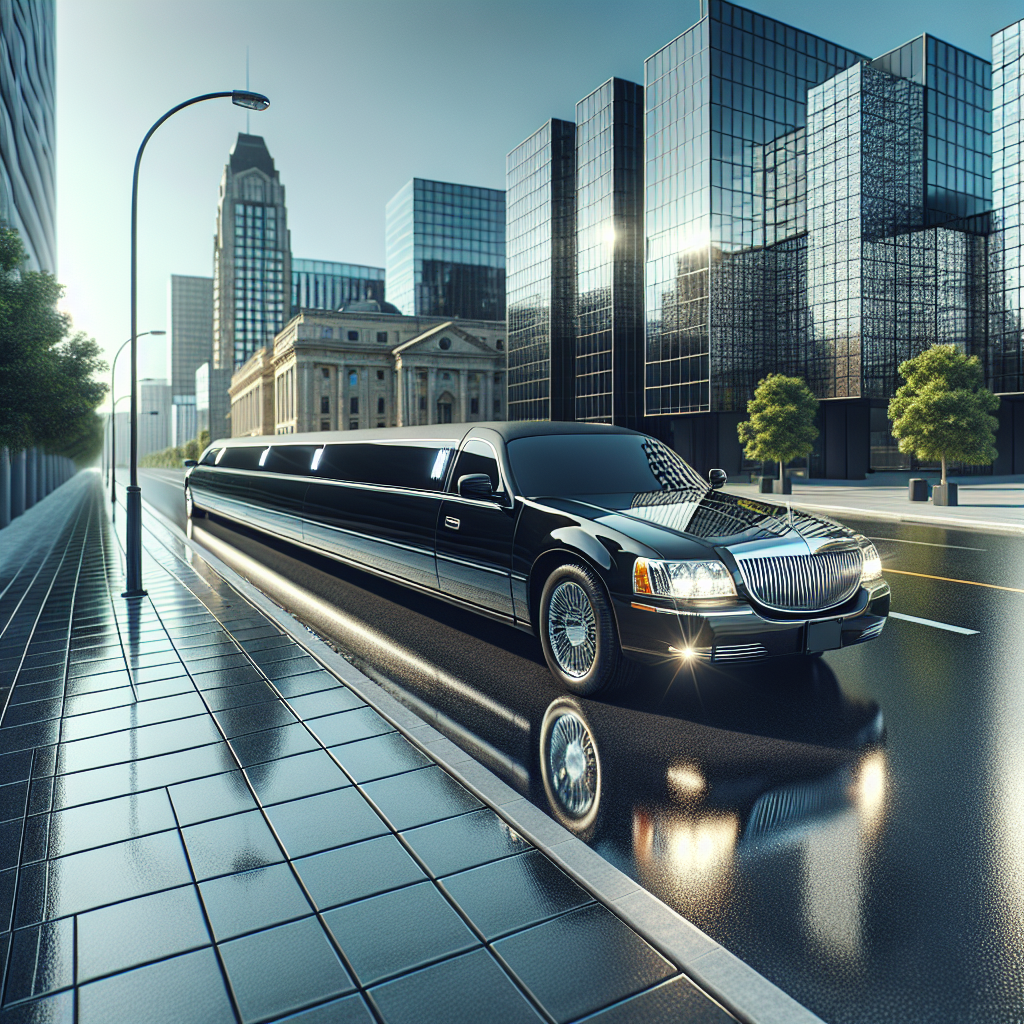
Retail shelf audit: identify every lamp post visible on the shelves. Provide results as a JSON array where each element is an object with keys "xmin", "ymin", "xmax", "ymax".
[
  {"xmin": 110, "ymin": 330, "xmax": 165, "ymax": 511},
  {"xmin": 109, "ymin": 396, "xmax": 160, "ymax": 507},
  {"xmin": 124, "ymin": 89, "xmax": 270, "ymax": 599}
]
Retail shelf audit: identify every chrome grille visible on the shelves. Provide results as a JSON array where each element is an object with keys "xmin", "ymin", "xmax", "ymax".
[
  {"xmin": 713, "ymin": 643, "xmax": 768, "ymax": 663},
  {"xmin": 735, "ymin": 548, "xmax": 863, "ymax": 612}
]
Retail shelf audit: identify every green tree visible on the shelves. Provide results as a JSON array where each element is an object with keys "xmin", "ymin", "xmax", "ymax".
[
  {"xmin": 888, "ymin": 344, "xmax": 999, "ymax": 485},
  {"xmin": 0, "ymin": 225, "xmax": 107, "ymax": 462},
  {"xmin": 737, "ymin": 374, "xmax": 819, "ymax": 481}
]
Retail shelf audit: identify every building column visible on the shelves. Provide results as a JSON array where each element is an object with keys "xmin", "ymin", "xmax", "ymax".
[
  {"xmin": 410, "ymin": 367, "xmax": 418, "ymax": 426},
  {"xmin": 11, "ymin": 450, "xmax": 26, "ymax": 520},
  {"xmin": 459, "ymin": 370, "xmax": 467, "ymax": 423},
  {"xmin": 25, "ymin": 448, "xmax": 37, "ymax": 509},
  {"xmin": 427, "ymin": 367, "xmax": 437, "ymax": 425},
  {"xmin": 0, "ymin": 448, "xmax": 9, "ymax": 528},
  {"xmin": 484, "ymin": 372, "xmax": 493, "ymax": 423}
]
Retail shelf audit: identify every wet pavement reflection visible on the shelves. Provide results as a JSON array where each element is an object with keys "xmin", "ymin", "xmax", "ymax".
[{"xmin": 142, "ymin": 467, "xmax": 1024, "ymax": 1024}]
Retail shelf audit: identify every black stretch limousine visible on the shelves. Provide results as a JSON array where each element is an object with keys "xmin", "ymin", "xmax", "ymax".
[{"xmin": 184, "ymin": 422, "xmax": 890, "ymax": 695}]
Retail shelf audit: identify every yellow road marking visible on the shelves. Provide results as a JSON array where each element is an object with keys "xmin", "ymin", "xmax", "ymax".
[{"xmin": 885, "ymin": 568, "xmax": 1024, "ymax": 593}]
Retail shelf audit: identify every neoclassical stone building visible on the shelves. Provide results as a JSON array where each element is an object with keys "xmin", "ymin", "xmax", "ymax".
[{"xmin": 230, "ymin": 304, "xmax": 506, "ymax": 436}]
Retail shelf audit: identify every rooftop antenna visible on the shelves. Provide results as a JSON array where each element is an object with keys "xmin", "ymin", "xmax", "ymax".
[{"xmin": 246, "ymin": 46, "xmax": 250, "ymax": 133}]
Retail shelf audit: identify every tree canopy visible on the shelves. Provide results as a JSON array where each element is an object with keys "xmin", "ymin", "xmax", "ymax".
[
  {"xmin": 888, "ymin": 344, "xmax": 998, "ymax": 481},
  {"xmin": 737, "ymin": 373, "xmax": 819, "ymax": 473},
  {"xmin": 0, "ymin": 225, "xmax": 107, "ymax": 462}
]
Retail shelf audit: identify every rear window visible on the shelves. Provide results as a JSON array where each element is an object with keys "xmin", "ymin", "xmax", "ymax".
[
  {"xmin": 507, "ymin": 435, "xmax": 705, "ymax": 497},
  {"xmin": 216, "ymin": 447, "xmax": 265, "ymax": 471},
  {"xmin": 262, "ymin": 445, "xmax": 320, "ymax": 476},
  {"xmin": 316, "ymin": 441, "xmax": 454, "ymax": 491}
]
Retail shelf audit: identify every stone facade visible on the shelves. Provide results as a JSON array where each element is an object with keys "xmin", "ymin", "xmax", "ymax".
[
  {"xmin": 265, "ymin": 311, "xmax": 506, "ymax": 435},
  {"xmin": 229, "ymin": 347, "xmax": 276, "ymax": 437}
]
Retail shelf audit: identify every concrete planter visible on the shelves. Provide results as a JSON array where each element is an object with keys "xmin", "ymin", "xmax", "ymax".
[
  {"xmin": 932, "ymin": 482, "xmax": 958, "ymax": 506},
  {"xmin": 758, "ymin": 476, "xmax": 775, "ymax": 493},
  {"xmin": 908, "ymin": 478, "xmax": 929, "ymax": 502},
  {"xmin": 772, "ymin": 478, "xmax": 792, "ymax": 495}
]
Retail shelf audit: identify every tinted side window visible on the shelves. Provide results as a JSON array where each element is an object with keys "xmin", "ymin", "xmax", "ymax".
[
  {"xmin": 217, "ymin": 447, "xmax": 265, "ymax": 471},
  {"xmin": 450, "ymin": 439, "xmax": 502, "ymax": 494},
  {"xmin": 200, "ymin": 448, "xmax": 221, "ymax": 466},
  {"xmin": 263, "ymin": 445, "xmax": 319, "ymax": 476},
  {"xmin": 317, "ymin": 442, "xmax": 453, "ymax": 491}
]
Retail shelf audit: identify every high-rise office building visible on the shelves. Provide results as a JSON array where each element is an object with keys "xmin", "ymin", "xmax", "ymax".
[
  {"xmin": 574, "ymin": 79, "xmax": 645, "ymax": 426},
  {"xmin": 291, "ymin": 259, "xmax": 385, "ymax": 314},
  {"xmin": 213, "ymin": 134, "xmax": 291, "ymax": 371},
  {"xmin": 139, "ymin": 379, "xmax": 172, "ymax": 459},
  {"xmin": 506, "ymin": 119, "xmax": 576, "ymax": 422},
  {"xmin": 0, "ymin": 0, "xmax": 56, "ymax": 272},
  {"xmin": 167, "ymin": 275, "xmax": 214, "ymax": 446},
  {"xmin": 385, "ymin": 178, "xmax": 505, "ymax": 321}
]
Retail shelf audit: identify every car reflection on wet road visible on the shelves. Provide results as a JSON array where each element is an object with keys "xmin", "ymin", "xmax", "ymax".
[{"xmin": 142, "ymin": 469, "xmax": 1024, "ymax": 1024}]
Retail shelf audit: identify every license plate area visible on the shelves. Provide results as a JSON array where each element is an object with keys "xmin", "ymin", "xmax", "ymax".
[{"xmin": 806, "ymin": 618, "xmax": 842, "ymax": 653}]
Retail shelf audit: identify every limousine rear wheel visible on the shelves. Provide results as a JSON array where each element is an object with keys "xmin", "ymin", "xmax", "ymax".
[{"xmin": 539, "ymin": 563, "xmax": 636, "ymax": 696}]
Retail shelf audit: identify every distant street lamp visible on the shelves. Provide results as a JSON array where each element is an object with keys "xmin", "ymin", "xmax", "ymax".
[
  {"xmin": 124, "ymin": 89, "xmax": 270, "ymax": 598},
  {"xmin": 110, "ymin": 330, "xmax": 165, "ymax": 510}
]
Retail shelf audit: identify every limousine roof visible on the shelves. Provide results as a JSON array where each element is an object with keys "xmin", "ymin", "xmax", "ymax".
[{"xmin": 208, "ymin": 420, "xmax": 642, "ymax": 450}]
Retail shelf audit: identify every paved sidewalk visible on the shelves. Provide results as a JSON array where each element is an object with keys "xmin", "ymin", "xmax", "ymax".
[
  {"xmin": 0, "ymin": 472, "xmax": 745, "ymax": 1024},
  {"xmin": 725, "ymin": 478, "xmax": 1024, "ymax": 533}
]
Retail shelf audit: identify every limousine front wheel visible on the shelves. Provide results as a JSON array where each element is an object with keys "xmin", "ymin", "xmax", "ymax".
[
  {"xmin": 540, "ymin": 563, "xmax": 637, "ymax": 696},
  {"xmin": 184, "ymin": 485, "xmax": 203, "ymax": 519}
]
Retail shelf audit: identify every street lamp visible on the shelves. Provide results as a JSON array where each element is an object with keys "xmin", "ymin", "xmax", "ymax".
[
  {"xmin": 110, "ymin": 330, "xmax": 165, "ymax": 510},
  {"xmin": 124, "ymin": 89, "xmax": 270, "ymax": 599}
]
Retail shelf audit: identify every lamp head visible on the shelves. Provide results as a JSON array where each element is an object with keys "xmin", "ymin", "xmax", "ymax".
[
  {"xmin": 150, "ymin": 330, "xmax": 166, "ymax": 336},
  {"xmin": 232, "ymin": 91, "xmax": 270, "ymax": 111}
]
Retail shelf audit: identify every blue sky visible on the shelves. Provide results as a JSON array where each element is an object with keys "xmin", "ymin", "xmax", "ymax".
[{"xmin": 54, "ymin": 0, "xmax": 1022, "ymax": 400}]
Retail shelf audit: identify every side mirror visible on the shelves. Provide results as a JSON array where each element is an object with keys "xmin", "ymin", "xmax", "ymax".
[
  {"xmin": 708, "ymin": 468, "xmax": 727, "ymax": 490},
  {"xmin": 458, "ymin": 473, "xmax": 494, "ymax": 500},
  {"xmin": 183, "ymin": 459, "xmax": 198, "ymax": 468}
]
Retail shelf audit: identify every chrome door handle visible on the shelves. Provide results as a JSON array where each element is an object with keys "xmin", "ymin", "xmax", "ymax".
[{"xmin": 444, "ymin": 516, "xmax": 460, "ymax": 530}]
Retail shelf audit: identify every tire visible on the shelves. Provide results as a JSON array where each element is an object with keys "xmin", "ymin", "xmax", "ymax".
[
  {"xmin": 539, "ymin": 698, "xmax": 602, "ymax": 836},
  {"xmin": 538, "ymin": 562, "xmax": 638, "ymax": 696},
  {"xmin": 184, "ymin": 485, "xmax": 203, "ymax": 519}
]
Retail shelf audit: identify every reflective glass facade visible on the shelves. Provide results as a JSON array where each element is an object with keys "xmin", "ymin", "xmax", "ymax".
[
  {"xmin": 507, "ymin": 119, "xmax": 576, "ymax": 422},
  {"xmin": 167, "ymin": 275, "xmax": 214, "ymax": 445},
  {"xmin": 213, "ymin": 135, "xmax": 291, "ymax": 370},
  {"xmin": 385, "ymin": 178, "xmax": 505, "ymax": 321},
  {"xmin": 991, "ymin": 20, "xmax": 1024, "ymax": 395},
  {"xmin": 575, "ymin": 79, "xmax": 644, "ymax": 425},
  {"xmin": 0, "ymin": 0, "xmax": 55, "ymax": 272},
  {"xmin": 291, "ymin": 259, "xmax": 385, "ymax": 314}
]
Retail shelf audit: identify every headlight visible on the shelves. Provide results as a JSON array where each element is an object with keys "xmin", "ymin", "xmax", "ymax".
[
  {"xmin": 634, "ymin": 558, "xmax": 737, "ymax": 600},
  {"xmin": 855, "ymin": 536, "xmax": 883, "ymax": 581}
]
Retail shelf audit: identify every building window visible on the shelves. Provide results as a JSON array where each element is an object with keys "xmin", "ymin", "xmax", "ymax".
[
  {"xmin": 419, "ymin": 396, "xmax": 426, "ymax": 410},
  {"xmin": 321, "ymin": 396, "xmax": 330, "ymax": 414},
  {"xmin": 376, "ymin": 332, "xmax": 388, "ymax": 344},
  {"xmin": 350, "ymin": 397, "xmax": 359, "ymax": 414},
  {"xmin": 349, "ymin": 419, "xmax": 359, "ymax": 430},
  {"xmin": 347, "ymin": 330, "xmax": 359, "ymax": 341},
  {"xmin": 349, "ymin": 371, "xmax": 358, "ymax": 387},
  {"xmin": 496, "ymin": 339, "xmax": 504, "ymax": 350},
  {"xmin": 321, "ymin": 420, "xmax": 330, "ymax": 431},
  {"xmin": 438, "ymin": 336, "xmax": 452, "ymax": 350},
  {"xmin": 322, "ymin": 328, "xmax": 333, "ymax": 339},
  {"xmin": 376, "ymin": 370, "xmax": 385, "ymax": 381},
  {"xmin": 494, "ymin": 398, "xmax": 501, "ymax": 413},
  {"xmin": 321, "ymin": 367, "xmax": 330, "ymax": 379},
  {"xmin": 377, "ymin": 421, "xmax": 385, "ymax": 428},
  {"xmin": 471, "ymin": 397, "xmax": 479, "ymax": 414},
  {"xmin": 377, "ymin": 396, "xmax": 385, "ymax": 414}
]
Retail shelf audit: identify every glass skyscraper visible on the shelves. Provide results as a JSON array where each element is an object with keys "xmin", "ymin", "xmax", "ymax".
[
  {"xmin": 575, "ymin": 78, "xmax": 645, "ymax": 425},
  {"xmin": 0, "ymin": 0, "xmax": 55, "ymax": 272},
  {"xmin": 291, "ymin": 259, "xmax": 385, "ymax": 315},
  {"xmin": 506, "ymin": 119, "xmax": 576, "ymax": 422},
  {"xmin": 167, "ymin": 275, "xmax": 214, "ymax": 446},
  {"xmin": 385, "ymin": 178, "xmax": 505, "ymax": 321},
  {"xmin": 213, "ymin": 134, "xmax": 291, "ymax": 370}
]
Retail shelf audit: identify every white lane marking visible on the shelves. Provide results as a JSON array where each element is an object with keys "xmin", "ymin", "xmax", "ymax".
[
  {"xmin": 889, "ymin": 611, "xmax": 979, "ymax": 635},
  {"xmin": 867, "ymin": 536, "xmax": 986, "ymax": 552}
]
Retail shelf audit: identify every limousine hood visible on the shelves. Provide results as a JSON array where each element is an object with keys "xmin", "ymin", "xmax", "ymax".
[{"xmin": 535, "ymin": 488, "xmax": 853, "ymax": 549}]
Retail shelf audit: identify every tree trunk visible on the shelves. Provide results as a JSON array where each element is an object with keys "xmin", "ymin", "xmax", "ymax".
[
  {"xmin": 779, "ymin": 460, "xmax": 784, "ymax": 482},
  {"xmin": 941, "ymin": 455, "xmax": 947, "ymax": 486}
]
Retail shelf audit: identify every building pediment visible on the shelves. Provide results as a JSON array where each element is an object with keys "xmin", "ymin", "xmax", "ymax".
[{"xmin": 394, "ymin": 321, "xmax": 496, "ymax": 358}]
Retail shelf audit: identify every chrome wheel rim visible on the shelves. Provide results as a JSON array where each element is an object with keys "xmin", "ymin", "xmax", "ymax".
[
  {"xmin": 185, "ymin": 487, "xmax": 193, "ymax": 518},
  {"xmin": 547, "ymin": 581, "xmax": 597, "ymax": 678},
  {"xmin": 547, "ymin": 711, "xmax": 599, "ymax": 819}
]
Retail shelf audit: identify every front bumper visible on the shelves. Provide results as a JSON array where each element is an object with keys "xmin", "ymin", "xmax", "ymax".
[{"xmin": 616, "ymin": 578, "xmax": 890, "ymax": 665}]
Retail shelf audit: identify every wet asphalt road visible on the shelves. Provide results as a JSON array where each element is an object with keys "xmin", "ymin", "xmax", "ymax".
[{"xmin": 141, "ymin": 469, "xmax": 1024, "ymax": 1024}]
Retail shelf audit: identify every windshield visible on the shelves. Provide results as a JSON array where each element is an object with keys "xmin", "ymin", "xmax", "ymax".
[{"xmin": 507, "ymin": 434, "xmax": 707, "ymax": 497}]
